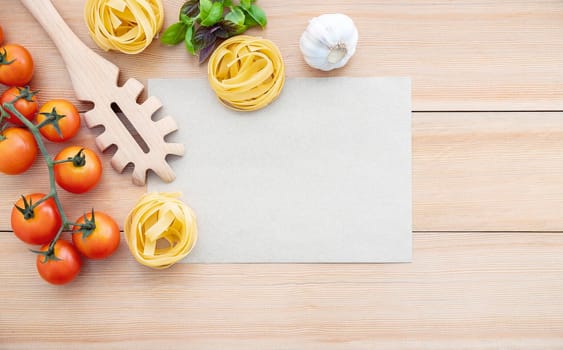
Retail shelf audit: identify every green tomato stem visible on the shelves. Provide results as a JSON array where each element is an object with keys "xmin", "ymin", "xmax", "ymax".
[
  {"xmin": 1, "ymin": 101, "xmax": 72, "ymax": 255},
  {"xmin": 52, "ymin": 158, "xmax": 74, "ymax": 165},
  {"xmin": 27, "ymin": 192, "xmax": 54, "ymax": 210},
  {"xmin": 35, "ymin": 119, "xmax": 51, "ymax": 130},
  {"xmin": 47, "ymin": 225, "xmax": 65, "ymax": 254}
]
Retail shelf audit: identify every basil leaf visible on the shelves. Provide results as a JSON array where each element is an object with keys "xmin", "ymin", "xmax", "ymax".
[
  {"xmin": 243, "ymin": 13, "xmax": 258, "ymax": 27},
  {"xmin": 199, "ymin": 0, "xmax": 212, "ymax": 15},
  {"xmin": 168, "ymin": 0, "xmax": 266, "ymax": 59},
  {"xmin": 240, "ymin": 0, "xmax": 251, "ymax": 10},
  {"xmin": 180, "ymin": 14, "xmax": 193, "ymax": 26},
  {"xmin": 245, "ymin": 4, "xmax": 267, "ymax": 28},
  {"xmin": 200, "ymin": 1, "xmax": 224, "ymax": 26},
  {"xmin": 160, "ymin": 22, "xmax": 188, "ymax": 45},
  {"xmin": 225, "ymin": 6, "xmax": 245, "ymax": 26},
  {"xmin": 185, "ymin": 24, "xmax": 196, "ymax": 55},
  {"xmin": 199, "ymin": 42, "xmax": 217, "ymax": 64},
  {"xmin": 193, "ymin": 26, "xmax": 217, "ymax": 51},
  {"xmin": 180, "ymin": 0, "xmax": 200, "ymax": 18},
  {"xmin": 214, "ymin": 20, "xmax": 246, "ymax": 38}
]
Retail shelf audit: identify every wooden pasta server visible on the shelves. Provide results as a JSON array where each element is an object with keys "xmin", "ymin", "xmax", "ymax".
[{"xmin": 19, "ymin": 0, "xmax": 184, "ymax": 185}]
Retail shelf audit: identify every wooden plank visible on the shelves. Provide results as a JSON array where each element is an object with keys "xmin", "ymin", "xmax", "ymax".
[
  {"xmin": 2, "ymin": 0, "xmax": 563, "ymax": 111},
  {"xmin": 1, "ymin": 232, "xmax": 563, "ymax": 349},
  {"xmin": 2, "ymin": 112, "xmax": 563, "ymax": 232},
  {"xmin": 414, "ymin": 112, "xmax": 563, "ymax": 231},
  {"xmin": 2, "ymin": 1, "xmax": 562, "ymax": 349}
]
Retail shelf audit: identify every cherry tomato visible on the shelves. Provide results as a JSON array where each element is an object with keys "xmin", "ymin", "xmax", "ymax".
[
  {"xmin": 0, "ymin": 86, "xmax": 39, "ymax": 126},
  {"xmin": 0, "ymin": 44, "xmax": 34, "ymax": 86},
  {"xmin": 0, "ymin": 25, "xmax": 4, "ymax": 45},
  {"xmin": 72, "ymin": 211, "xmax": 120, "ymax": 259},
  {"xmin": 0, "ymin": 127, "xmax": 37, "ymax": 174},
  {"xmin": 54, "ymin": 146, "xmax": 102, "ymax": 194},
  {"xmin": 36, "ymin": 240, "xmax": 81, "ymax": 285},
  {"xmin": 11, "ymin": 193, "xmax": 62, "ymax": 245},
  {"xmin": 37, "ymin": 99, "xmax": 81, "ymax": 142}
]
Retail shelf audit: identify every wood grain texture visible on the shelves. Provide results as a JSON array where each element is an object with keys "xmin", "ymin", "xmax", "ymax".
[
  {"xmin": 2, "ymin": 0, "xmax": 563, "ymax": 348},
  {"xmin": 3, "ymin": 112, "xmax": 563, "ymax": 232},
  {"xmin": 2, "ymin": 0, "xmax": 563, "ymax": 111},
  {"xmin": 1, "ymin": 232, "xmax": 563, "ymax": 349},
  {"xmin": 414, "ymin": 112, "xmax": 563, "ymax": 231}
]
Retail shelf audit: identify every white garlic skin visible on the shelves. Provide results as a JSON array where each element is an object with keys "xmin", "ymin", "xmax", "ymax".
[{"xmin": 299, "ymin": 13, "xmax": 359, "ymax": 71}]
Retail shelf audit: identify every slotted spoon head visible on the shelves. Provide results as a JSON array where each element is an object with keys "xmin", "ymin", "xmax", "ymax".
[
  {"xmin": 19, "ymin": 0, "xmax": 184, "ymax": 185},
  {"xmin": 82, "ymin": 75, "xmax": 185, "ymax": 186}
]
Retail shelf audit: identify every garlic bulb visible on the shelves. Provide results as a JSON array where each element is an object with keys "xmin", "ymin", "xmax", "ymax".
[{"xmin": 299, "ymin": 14, "xmax": 359, "ymax": 71}]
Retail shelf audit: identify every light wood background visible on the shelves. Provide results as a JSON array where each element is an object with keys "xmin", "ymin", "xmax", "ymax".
[{"xmin": 1, "ymin": 0, "xmax": 563, "ymax": 348}]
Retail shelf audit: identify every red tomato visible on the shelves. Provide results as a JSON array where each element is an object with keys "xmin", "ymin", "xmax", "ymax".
[
  {"xmin": 0, "ymin": 127, "xmax": 37, "ymax": 174},
  {"xmin": 11, "ymin": 193, "xmax": 62, "ymax": 245},
  {"xmin": 54, "ymin": 146, "xmax": 102, "ymax": 194},
  {"xmin": 73, "ymin": 211, "xmax": 120, "ymax": 259},
  {"xmin": 0, "ymin": 44, "xmax": 34, "ymax": 86},
  {"xmin": 36, "ymin": 240, "xmax": 81, "ymax": 285},
  {"xmin": 36, "ymin": 99, "xmax": 81, "ymax": 142},
  {"xmin": 0, "ymin": 86, "xmax": 39, "ymax": 126},
  {"xmin": 0, "ymin": 25, "xmax": 4, "ymax": 45}
]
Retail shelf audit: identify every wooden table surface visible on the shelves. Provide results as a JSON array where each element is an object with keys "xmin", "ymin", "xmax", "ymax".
[{"xmin": 2, "ymin": 0, "xmax": 563, "ymax": 348}]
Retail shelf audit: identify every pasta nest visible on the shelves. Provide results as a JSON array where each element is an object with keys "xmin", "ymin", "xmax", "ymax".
[
  {"xmin": 208, "ymin": 35, "xmax": 285, "ymax": 111},
  {"xmin": 124, "ymin": 192, "xmax": 198, "ymax": 269},
  {"xmin": 85, "ymin": 0, "xmax": 164, "ymax": 54}
]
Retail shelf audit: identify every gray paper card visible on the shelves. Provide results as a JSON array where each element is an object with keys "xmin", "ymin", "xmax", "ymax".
[{"xmin": 148, "ymin": 77, "xmax": 412, "ymax": 263}]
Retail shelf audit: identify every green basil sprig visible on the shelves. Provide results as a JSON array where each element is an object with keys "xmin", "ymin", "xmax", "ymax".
[{"xmin": 161, "ymin": 0, "xmax": 267, "ymax": 63}]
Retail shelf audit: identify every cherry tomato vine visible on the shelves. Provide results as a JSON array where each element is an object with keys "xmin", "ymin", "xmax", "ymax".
[
  {"xmin": 1, "ymin": 98, "xmax": 81, "ymax": 247},
  {"xmin": 0, "ymin": 26, "xmax": 119, "ymax": 285},
  {"xmin": 1, "ymin": 92, "xmax": 115, "ymax": 284}
]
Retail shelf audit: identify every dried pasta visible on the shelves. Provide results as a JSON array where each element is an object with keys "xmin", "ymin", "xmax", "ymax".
[
  {"xmin": 208, "ymin": 35, "xmax": 285, "ymax": 111},
  {"xmin": 85, "ymin": 0, "xmax": 164, "ymax": 54},
  {"xmin": 124, "ymin": 192, "xmax": 198, "ymax": 269}
]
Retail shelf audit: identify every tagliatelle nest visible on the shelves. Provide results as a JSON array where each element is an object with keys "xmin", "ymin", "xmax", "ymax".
[
  {"xmin": 208, "ymin": 35, "xmax": 285, "ymax": 111},
  {"xmin": 85, "ymin": 0, "xmax": 164, "ymax": 54},
  {"xmin": 124, "ymin": 192, "xmax": 198, "ymax": 269}
]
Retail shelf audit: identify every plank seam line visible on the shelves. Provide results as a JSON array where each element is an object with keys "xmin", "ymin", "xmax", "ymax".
[
  {"xmin": 414, "ymin": 230, "xmax": 563, "ymax": 233},
  {"xmin": 413, "ymin": 110, "xmax": 563, "ymax": 113},
  {"xmin": 2, "ymin": 230, "xmax": 563, "ymax": 233}
]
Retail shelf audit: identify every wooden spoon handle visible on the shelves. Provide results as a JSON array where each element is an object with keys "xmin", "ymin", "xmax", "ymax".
[
  {"xmin": 19, "ymin": 0, "xmax": 89, "ymax": 56},
  {"xmin": 19, "ymin": 0, "xmax": 118, "ymax": 100},
  {"xmin": 19, "ymin": 0, "xmax": 183, "ymax": 185}
]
